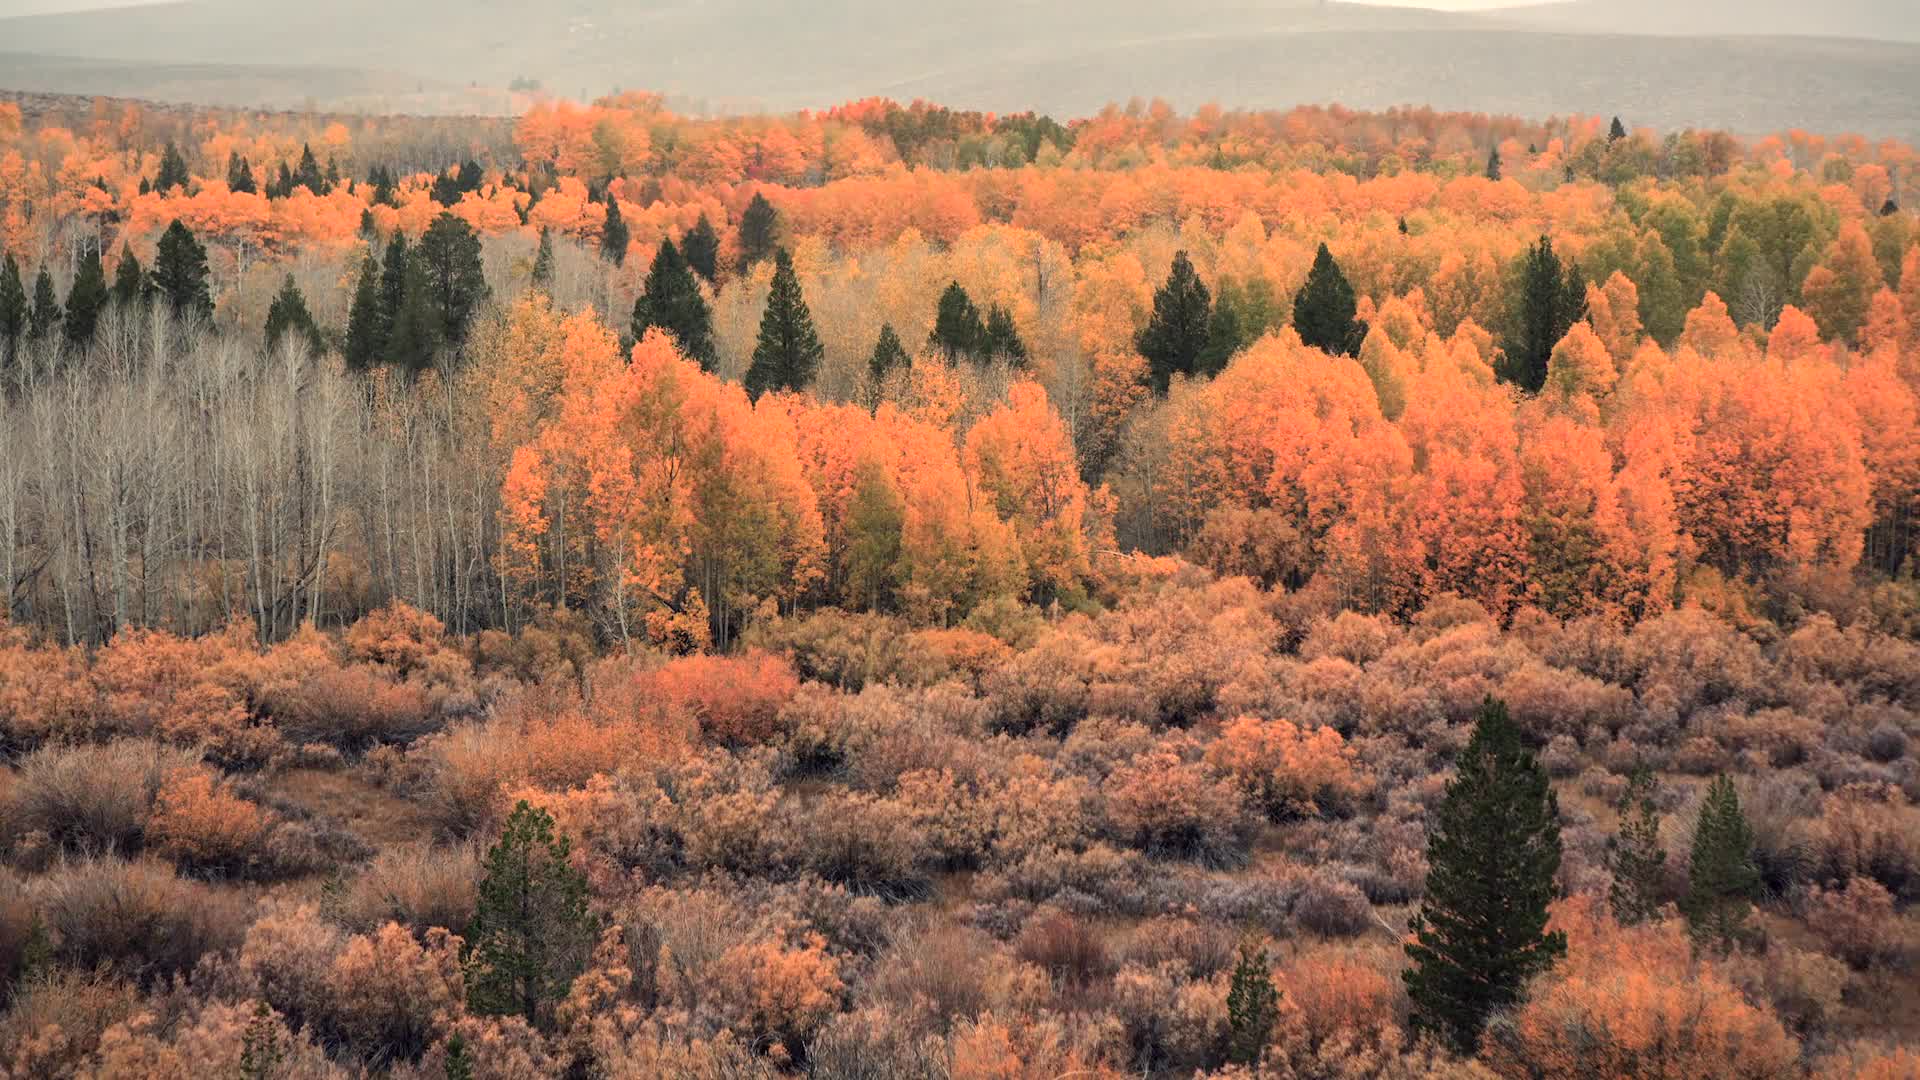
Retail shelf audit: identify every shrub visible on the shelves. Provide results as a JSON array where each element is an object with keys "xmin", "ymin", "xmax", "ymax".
[
  {"xmin": 331, "ymin": 841, "xmax": 480, "ymax": 935},
  {"xmin": 82, "ymin": 999, "xmax": 344, "ymax": 1080},
  {"xmin": 91, "ymin": 627, "xmax": 272, "ymax": 763},
  {"xmin": 776, "ymin": 790, "xmax": 928, "ymax": 897},
  {"xmin": 1204, "ymin": 716, "xmax": 1369, "ymax": 820},
  {"xmin": 9, "ymin": 739, "xmax": 198, "ymax": 854},
  {"xmin": 639, "ymin": 650, "xmax": 801, "ymax": 746},
  {"xmin": 146, "ymin": 768, "xmax": 271, "ymax": 874},
  {"xmin": 266, "ymin": 665, "xmax": 436, "ymax": 748},
  {"xmin": 1271, "ymin": 945, "xmax": 1403, "ymax": 1064},
  {"xmin": 1014, "ymin": 911, "xmax": 1111, "ymax": 992},
  {"xmin": 1808, "ymin": 783, "xmax": 1920, "ymax": 899},
  {"xmin": 327, "ymin": 923, "xmax": 465, "ymax": 1063},
  {"xmin": 716, "ymin": 933, "xmax": 844, "ymax": 1056},
  {"xmin": 1805, "ymin": 877, "xmax": 1909, "ymax": 970},
  {"xmin": 342, "ymin": 600, "xmax": 448, "ymax": 675},
  {"xmin": 33, "ymin": 857, "xmax": 245, "ymax": 981},
  {"xmin": 0, "ymin": 968, "xmax": 142, "ymax": 1077},
  {"xmin": 806, "ymin": 1007, "xmax": 951, "ymax": 1080},
  {"xmin": 0, "ymin": 627, "xmax": 96, "ymax": 750},
  {"xmin": 1105, "ymin": 742, "xmax": 1253, "ymax": 867}
]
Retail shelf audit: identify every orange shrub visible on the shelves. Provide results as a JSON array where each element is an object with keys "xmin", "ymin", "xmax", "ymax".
[
  {"xmin": 638, "ymin": 650, "xmax": 801, "ymax": 746},
  {"xmin": 342, "ymin": 600, "xmax": 449, "ymax": 675},
  {"xmin": 0, "ymin": 626, "xmax": 96, "ymax": 749},
  {"xmin": 145, "ymin": 768, "xmax": 271, "ymax": 873},
  {"xmin": 1105, "ymin": 741, "xmax": 1253, "ymax": 866},
  {"xmin": 1204, "ymin": 716, "xmax": 1369, "ymax": 820},
  {"xmin": 717, "ymin": 933, "xmax": 844, "ymax": 1054}
]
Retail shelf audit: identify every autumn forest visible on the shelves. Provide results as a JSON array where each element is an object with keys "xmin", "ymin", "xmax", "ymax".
[{"xmin": 0, "ymin": 83, "xmax": 1918, "ymax": 1079}]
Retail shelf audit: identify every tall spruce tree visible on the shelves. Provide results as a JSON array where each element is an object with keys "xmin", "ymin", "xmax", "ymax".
[
  {"xmin": 929, "ymin": 281, "xmax": 987, "ymax": 362},
  {"xmin": 1682, "ymin": 775, "xmax": 1760, "ymax": 952},
  {"xmin": 63, "ymin": 246, "xmax": 109, "ymax": 346},
  {"xmin": 868, "ymin": 322, "xmax": 910, "ymax": 389},
  {"xmin": 631, "ymin": 237, "xmax": 715, "ymax": 369},
  {"xmin": 378, "ymin": 231, "xmax": 411, "ymax": 340},
  {"xmin": 1607, "ymin": 765, "xmax": 1666, "ymax": 927},
  {"xmin": 111, "ymin": 244, "xmax": 145, "ymax": 306},
  {"xmin": 265, "ymin": 274, "xmax": 325, "ymax": 354},
  {"xmin": 1197, "ymin": 294, "xmax": 1245, "ymax": 378},
  {"xmin": 1136, "ymin": 250, "xmax": 1213, "ymax": 393},
  {"xmin": 417, "ymin": 213, "xmax": 489, "ymax": 349},
  {"xmin": 226, "ymin": 152, "xmax": 257, "ymax": 195},
  {"xmin": 1226, "ymin": 938, "xmax": 1280, "ymax": 1065},
  {"xmin": 683, "ymin": 213, "xmax": 720, "ymax": 282},
  {"xmin": 736, "ymin": 192, "xmax": 779, "ymax": 273},
  {"xmin": 1502, "ymin": 236, "xmax": 1584, "ymax": 392},
  {"xmin": 293, "ymin": 144, "xmax": 326, "ymax": 194},
  {"xmin": 0, "ymin": 253, "xmax": 27, "ymax": 364},
  {"xmin": 464, "ymin": 801, "xmax": 595, "ymax": 1029},
  {"xmin": 745, "ymin": 248, "xmax": 823, "ymax": 399},
  {"xmin": 152, "ymin": 220, "xmax": 213, "ymax": 318},
  {"xmin": 1609, "ymin": 116, "xmax": 1628, "ymax": 142},
  {"xmin": 29, "ymin": 266, "xmax": 62, "ymax": 340},
  {"xmin": 1405, "ymin": 698, "xmax": 1566, "ymax": 1054},
  {"xmin": 344, "ymin": 249, "xmax": 386, "ymax": 370},
  {"xmin": 599, "ymin": 196, "xmax": 629, "ymax": 266},
  {"xmin": 1293, "ymin": 244, "xmax": 1367, "ymax": 357},
  {"xmin": 386, "ymin": 252, "xmax": 442, "ymax": 375},
  {"xmin": 1486, "ymin": 146, "xmax": 1503, "ymax": 181},
  {"xmin": 154, "ymin": 140, "xmax": 191, "ymax": 193},
  {"xmin": 530, "ymin": 228, "xmax": 555, "ymax": 290},
  {"xmin": 983, "ymin": 304, "xmax": 1028, "ymax": 366}
]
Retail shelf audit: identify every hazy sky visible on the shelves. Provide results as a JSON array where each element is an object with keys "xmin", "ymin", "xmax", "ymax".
[{"xmin": 0, "ymin": 0, "xmax": 1548, "ymax": 19}]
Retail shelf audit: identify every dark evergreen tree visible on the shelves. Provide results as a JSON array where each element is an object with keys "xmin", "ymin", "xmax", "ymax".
[
  {"xmin": 238, "ymin": 1001, "xmax": 284, "ymax": 1080},
  {"xmin": 265, "ymin": 274, "xmax": 326, "ymax": 354},
  {"xmin": 226, "ymin": 152, "xmax": 257, "ymax": 195},
  {"xmin": 268, "ymin": 162, "xmax": 295, "ymax": 200},
  {"xmin": 386, "ymin": 252, "xmax": 443, "ymax": 375},
  {"xmin": 1226, "ymin": 938, "xmax": 1280, "ymax": 1065},
  {"xmin": 1486, "ymin": 146, "xmax": 1503, "ymax": 181},
  {"xmin": 1197, "ymin": 292, "xmax": 1245, "ymax": 377},
  {"xmin": 736, "ymin": 191, "xmax": 779, "ymax": 273},
  {"xmin": 292, "ymin": 143, "xmax": 326, "ymax": 194},
  {"xmin": 344, "ymin": 248, "xmax": 386, "ymax": 371},
  {"xmin": 1607, "ymin": 765, "xmax": 1666, "ymax": 927},
  {"xmin": 1136, "ymin": 250, "xmax": 1213, "ymax": 393},
  {"xmin": 63, "ymin": 246, "xmax": 109, "ymax": 346},
  {"xmin": 1292, "ymin": 244, "xmax": 1367, "ymax": 357},
  {"xmin": 1881, "ymin": 198, "xmax": 1901, "ymax": 217},
  {"xmin": 152, "ymin": 220, "xmax": 213, "ymax": 319},
  {"xmin": 154, "ymin": 140, "xmax": 191, "ymax": 193},
  {"xmin": 631, "ymin": 237, "xmax": 715, "ymax": 369},
  {"xmin": 369, "ymin": 165, "xmax": 397, "ymax": 208},
  {"xmin": 464, "ymin": 801, "xmax": 595, "ymax": 1029},
  {"xmin": 111, "ymin": 244, "xmax": 145, "ymax": 306},
  {"xmin": 599, "ymin": 196, "xmax": 629, "ymax": 266},
  {"xmin": 744, "ymin": 248, "xmax": 823, "ymax": 399},
  {"xmin": 443, "ymin": 1033, "xmax": 474, "ymax": 1080},
  {"xmin": 378, "ymin": 231, "xmax": 411, "ymax": 343},
  {"xmin": 682, "ymin": 213, "xmax": 720, "ymax": 282},
  {"xmin": 868, "ymin": 322, "xmax": 910, "ymax": 388},
  {"xmin": 325, "ymin": 157, "xmax": 341, "ymax": 192},
  {"xmin": 0, "ymin": 253, "xmax": 27, "ymax": 364},
  {"xmin": 1609, "ymin": 116, "xmax": 1628, "ymax": 142},
  {"xmin": 1501, "ymin": 236, "xmax": 1585, "ymax": 392},
  {"xmin": 358, "ymin": 207, "xmax": 378, "ymax": 239},
  {"xmin": 983, "ymin": 304, "xmax": 1028, "ymax": 366},
  {"xmin": 1682, "ymin": 775, "xmax": 1760, "ymax": 952},
  {"xmin": 929, "ymin": 281, "xmax": 987, "ymax": 362},
  {"xmin": 417, "ymin": 213, "xmax": 489, "ymax": 349},
  {"xmin": 29, "ymin": 266, "xmax": 60, "ymax": 340},
  {"xmin": 530, "ymin": 228, "xmax": 555, "ymax": 290},
  {"xmin": 1404, "ymin": 698, "xmax": 1566, "ymax": 1054}
]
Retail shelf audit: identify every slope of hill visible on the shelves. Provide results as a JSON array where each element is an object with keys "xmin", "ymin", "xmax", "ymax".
[
  {"xmin": 1, "ymin": 0, "xmax": 1918, "ymax": 137},
  {"xmin": 1505, "ymin": 0, "xmax": 1920, "ymax": 43}
]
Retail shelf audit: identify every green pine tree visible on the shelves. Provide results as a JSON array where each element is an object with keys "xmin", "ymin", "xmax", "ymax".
[
  {"xmin": 378, "ymin": 231, "xmax": 411, "ymax": 344},
  {"xmin": 386, "ymin": 253, "xmax": 443, "ymax": 376},
  {"xmin": 599, "ymin": 196, "xmax": 629, "ymax": 267},
  {"xmin": 345, "ymin": 247, "xmax": 387, "ymax": 370},
  {"xmin": 1197, "ymin": 293, "xmax": 1244, "ymax": 377},
  {"xmin": 63, "ymin": 245, "xmax": 110, "ymax": 346},
  {"xmin": 152, "ymin": 219, "xmax": 213, "ymax": 319},
  {"xmin": 530, "ymin": 227, "xmax": 555, "ymax": 290},
  {"xmin": 929, "ymin": 281, "xmax": 987, "ymax": 362},
  {"xmin": 227, "ymin": 152, "xmax": 257, "ymax": 195},
  {"xmin": 631, "ymin": 237, "xmax": 715, "ymax": 369},
  {"xmin": 417, "ymin": 212, "xmax": 489, "ymax": 349},
  {"xmin": 984, "ymin": 304, "xmax": 1028, "ymax": 366},
  {"xmin": 29, "ymin": 266, "xmax": 61, "ymax": 340},
  {"xmin": 1292, "ymin": 244, "xmax": 1367, "ymax": 357},
  {"xmin": 736, "ymin": 191, "xmax": 779, "ymax": 273},
  {"xmin": 1609, "ymin": 116, "xmax": 1628, "ymax": 142},
  {"xmin": 0, "ymin": 253, "xmax": 27, "ymax": 365},
  {"xmin": 1607, "ymin": 765, "xmax": 1667, "ymax": 927},
  {"xmin": 1501, "ymin": 235, "xmax": 1584, "ymax": 392},
  {"xmin": 1226, "ymin": 938, "xmax": 1280, "ymax": 1066},
  {"xmin": 683, "ymin": 213, "xmax": 720, "ymax": 282},
  {"xmin": 1405, "ymin": 697, "xmax": 1566, "ymax": 1054},
  {"xmin": 265, "ymin": 274, "xmax": 325, "ymax": 354},
  {"xmin": 237, "ymin": 1002, "xmax": 285, "ymax": 1080},
  {"xmin": 443, "ymin": 1033, "xmax": 475, "ymax": 1080},
  {"xmin": 111, "ymin": 244, "xmax": 145, "ymax": 306},
  {"xmin": 868, "ymin": 321, "xmax": 909, "ymax": 390},
  {"xmin": 464, "ymin": 801, "xmax": 595, "ymax": 1029},
  {"xmin": 154, "ymin": 140, "xmax": 191, "ymax": 193},
  {"xmin": 293, "ymin": 143, "xmax": 326, "ymax": 194},
  {"xmin": 1682, "ymin": 775, "xmax": 1761, "ymax": 952},
  {"xmin": 744, "ymin": 248, "xmax": 823, "ymax": 400},
  {"xmin": 1486, "ymin": 146, "xmax": 1503, "ymax": 181},
  {"xmin": 1136, "ymin": 250, "xmax": 1213, "ymax": 394}
]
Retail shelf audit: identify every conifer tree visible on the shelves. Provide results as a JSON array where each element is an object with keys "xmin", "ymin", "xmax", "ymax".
[
  {"xmin": 465, "ymin": 801, "xmax": 594, "ymax": 1028},
  {"xmin": 344, "ymin": 249, "xmax": 386, "ymax": 370},
  {"xmin": 745, "ymin": 248, "xmax": 823, "ymax": 399},
  {"xmin": 631, "ymin": 237, "xmax": 715, "ymax": 369},
  {"xmin": 29, "ymin": 266, "xmax": 61, "ymax": 340},
  {"xmin": 868, "ymin": 322, "xmax": 909, "ymax": 389},
  {"xmin": 1607, "ymin": 765, "xmax": 1666, "ymax": 927},
  {"xmin": 265, "ymin": 274, "xmax": 325, "ymax": 354},
  {"xmin": 1682, "ymin": 775, "xmax": 1760, "ymax": 952},
  {"xmin": 152, "ymin": 220, "xmax": 213, "ymax": 319},
  {"xmin": 984, "ymin": 304, "xmax": 1028, "ymax": 366},
  {"xmin": 1405, "ymin": 697, "xmax": 1566, "ymax": 1054},
  {"xmin": 154, "ymin": 140, "xmax": 191, "ymax": 193},
  {"xmin": 1136, "ymin": 250, "xmax": 1213, "ymax": 393},
  {"xmin": 417, "ymin": 212, "xmax": 489, "ymax": 349},
  {"xmin": 1502, "ymin": 235, "xmax": 1584, "ymax": 392},
  {"xmin": 111, "ymin": 245, "xmax": 145, "ymax": 306},
  {"xmin": 599, "ymin": 196, "xmax": 629, "ymax": 266},
  {"xmin": 443, "ymin": 1033, "xmax": 474, "ymax": 1080},
  {"xmin": 1197, "ymin": 294, "xmax": 1244, "ymax": 378},
  {"xmin": 293, "ymin": 143, "xmax": 325, "ymax": 194},
  {"xmin": 63, "ymin": 245, "xmax": 109, "ymax": 346},
  {"xmin": 227, "ymin": 152, "xmax": 257, "ymax": 195},
  {"xmin": 683, "ymin": 213, "xmax": 720, "ymax": 282},
  {"xmin": 238, "ymin": 1002, "xmax": 284, "ymax": 1080},
  {"xmin": 1226, "ymin": 938, "xmax": 1280, "ymax": 1065},
  {"xmin": 1292, "ymin": 243, "xmax": 1367, "ymax": 357},
  {"xmin": 1486, "ymin": 146, "xmax": 1503, "ymax": 181},
  {"xmin": 386, "ymin": 254, "xmax": 442, "ymax": 376},
  {"xmin": 737, "ymin": 191, "xmax": 779, "ymax": 273},
  {"xmin": 929, "ymin": 281, "xmax": 987, "ymax": 362},
  {"xmin": 1609, "ymin": 116, "xmax": 1628, "ymax": 142},
  {"xmin": 0, "ymin": 253, "xmax": 27, "ymax": 363},
  {"xmin": 379, "ymin": 230, "xmax": 411, "ymax": 340},
  {"xmin": 530, "ymin": 228, "xmax": 555, "ymax": 290}
]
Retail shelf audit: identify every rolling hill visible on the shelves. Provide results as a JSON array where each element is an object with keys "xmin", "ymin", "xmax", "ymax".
[{"xmin": 1506, "ymin": 0, "xmax": 1920, "ymax": 43}]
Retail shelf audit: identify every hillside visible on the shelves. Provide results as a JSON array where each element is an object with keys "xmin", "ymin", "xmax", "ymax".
[
  {"xmin": 1507, "ymin": 0, "xmax": 1920, "ymax": 43},
  {"xmin": 2, "ymin": 0, "xmax": 1919, "ymax": 136}
]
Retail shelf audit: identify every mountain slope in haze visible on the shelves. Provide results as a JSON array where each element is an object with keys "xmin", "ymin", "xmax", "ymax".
[
  {"xmin": 1506, "ymin": 0, "xmax": 1920, "ymax": 43},
  {"xmin": 2, "ymin": 0, "xmax": 1918, "ymax": 138}
]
